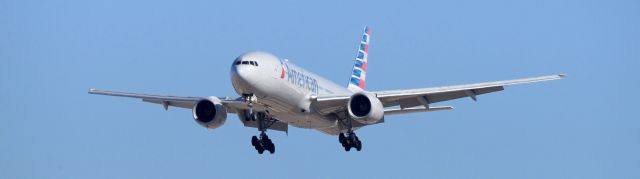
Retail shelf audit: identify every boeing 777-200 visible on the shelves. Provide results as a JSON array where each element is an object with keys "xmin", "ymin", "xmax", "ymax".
[{"xmin": 89, "ymin": 26, "xmax": 565, "ymax": 154}]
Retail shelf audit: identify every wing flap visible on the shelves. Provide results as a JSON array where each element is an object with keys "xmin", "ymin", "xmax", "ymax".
[
  {"xmin": 423, "ymin": 86, "xmax": 503, "ymax": 103},
  {"xmin": 385, "ymin": 106, "xmax": 454, "ymax": 115},
  {"xmin": 142, "ymin": 99, "xmax": 197, "ymax": 109},
  {"xmin": 383, "ymin": 85, "xmax": 504, "ymax": 108}
]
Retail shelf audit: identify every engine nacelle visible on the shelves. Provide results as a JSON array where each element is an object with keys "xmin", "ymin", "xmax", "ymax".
[
  {"xmin": 347, "ymin": 92, "xmax": 384, "ymax": 124},
  {"xmin": 192, "ymin": 97, "xmax": 227, "ymax": 129}
]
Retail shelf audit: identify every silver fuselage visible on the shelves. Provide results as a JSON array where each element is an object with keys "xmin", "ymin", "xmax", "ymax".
[{"xmin": 231, "ymin": 52, "xmax": 351, "ymax": 133}]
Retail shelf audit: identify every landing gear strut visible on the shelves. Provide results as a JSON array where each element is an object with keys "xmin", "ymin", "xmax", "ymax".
[
  {"xmin": 250, "ymin": 112, "xmax": 277, "ymax": 154},
  {"xmin": 337, "ymin": 117, "xmax": 362, "ymax": 152},
  {"xmin": 242, "ymin": 94, "xmax": 277, "ymax": 154},
  {"xmin": 243, "ymin": 94, "xmax": 257, "ymax": 121}
]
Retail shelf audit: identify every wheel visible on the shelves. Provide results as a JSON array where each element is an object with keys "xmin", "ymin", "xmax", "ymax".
[
  {"xmin": 261, "ymin": 138, "xmax": 271, "ymax": 147},
  {"xmin": 338, "ymin": 133, "xmax": 346, "ymax": 143},
  {"xmin": 268, "ymin": 143, "xmax": 275, "ymax": 154},
  {"xmin": 341, "ymin": 142, "xmax": 349, "ymax": 148},
  {"xmin": 348, "ymin": 133, "xmax": 356, "ymax": 142},
  {"xmin": 251, "ymin": 136, "xmax": 259, "ymax": 146},
  {"xmin": 259, "ymin": 138, "xmax": 274, "ymax": 154},
  {"xmin": 345, "ymin": 145, "xmax": 351, "ymax": 151},
  {"xmin": 355, "ymin": 137, "xmax": 362, "ymax": 151},
  {"xmin": 254, "ymin": 143, "xmax": 265, "ymax": 154}
]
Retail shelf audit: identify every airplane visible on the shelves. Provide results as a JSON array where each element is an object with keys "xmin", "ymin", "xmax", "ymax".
[{"xmin": 89, "ymin": 26, "xmax": 565, "ymax": 154}]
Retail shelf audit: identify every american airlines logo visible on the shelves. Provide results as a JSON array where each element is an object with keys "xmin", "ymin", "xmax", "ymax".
[{"xmin": 283, "ymin": 63, "xmax": 319, "ymax": 94}]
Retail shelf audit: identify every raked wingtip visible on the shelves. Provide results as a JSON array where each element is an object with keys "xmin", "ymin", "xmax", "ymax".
[{"xmin": 558, "ymin": 73, "xmax": 567, "ymax": 78}]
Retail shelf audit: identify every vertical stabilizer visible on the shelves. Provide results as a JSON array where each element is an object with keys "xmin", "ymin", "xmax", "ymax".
[{"xmin": 347, "ymin": 26, "xmax": 371, "ymax": 92}]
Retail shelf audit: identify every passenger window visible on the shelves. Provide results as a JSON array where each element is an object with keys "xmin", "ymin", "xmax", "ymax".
[{"xmin": 242, "ymin": 61, "xmax": 249, "ymax": 65}]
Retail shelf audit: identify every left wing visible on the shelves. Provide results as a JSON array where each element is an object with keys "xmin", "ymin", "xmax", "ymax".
[
  {"xmin": 375, "ymin": 74, "xmax": 565, "ymax": 108},
  {"xmin": 313, "ymin": 74, "xmax": 565, "ymax": 115},
  {"xmin": 88, "ymin": 88, "xmax": 276, "ymax": 113},
  {"xmin": 88, "ymin": 89, "xmax": 288, "ymax": 132}
]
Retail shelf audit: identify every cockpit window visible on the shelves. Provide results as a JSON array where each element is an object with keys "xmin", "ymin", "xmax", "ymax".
[{"xmin": 236, "ymin": 60, "xmax": 259, "ymax": 66}]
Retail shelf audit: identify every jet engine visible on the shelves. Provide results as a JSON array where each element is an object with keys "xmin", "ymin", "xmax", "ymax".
[
  {"xmin": 347, "ymin": 92, "xmax": 384, "ymax": 124},
  {"xmin": 192, "ymin": 97, "xmax": 227, "ymax": 129}
]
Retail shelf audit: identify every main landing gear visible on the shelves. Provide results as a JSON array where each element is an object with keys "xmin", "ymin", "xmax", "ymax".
[
  {"xmin": 243, "ymin": 94, "xmax": 277, "ymax": 154},
  {"xmin": 252, "ymin": 132, "xmax": 275, "ymax": 154},
  {"xmin": 339, "ymin": 131, "xmax": 362, "ymax": 151},
  {"xmin": 337, "ymin": 116, "xmax": 362, "ymax": 152},
  {"xmin": 250, "ymin": 113, "xmax": 277, "ymax": 154}
]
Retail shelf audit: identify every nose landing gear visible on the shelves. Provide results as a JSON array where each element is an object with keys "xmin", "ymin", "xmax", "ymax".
[{"xmin": 242, "ymin": 94, "xmax": 257, "ymax": 121}]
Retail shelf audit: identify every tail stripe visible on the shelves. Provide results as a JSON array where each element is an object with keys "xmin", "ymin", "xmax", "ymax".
[{"xmin": 347, "ymin": 26, "xmax": 371, "ymax": 92}]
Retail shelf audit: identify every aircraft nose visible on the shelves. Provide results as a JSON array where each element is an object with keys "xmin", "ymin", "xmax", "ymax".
[{"xmin": 232, "ymin": 64, "xmax": 255, "ymax": 85}]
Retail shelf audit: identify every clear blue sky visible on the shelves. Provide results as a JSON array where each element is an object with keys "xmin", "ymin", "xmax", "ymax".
[{"xmin": 1, "ymin": 0, "xmax": 638, "ymax": 178}]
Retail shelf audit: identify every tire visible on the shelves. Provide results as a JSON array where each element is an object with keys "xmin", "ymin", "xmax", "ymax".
[
  {"xmin": 341, "ymin": 142, "xmax": 349, "ymax": 148},
  {"xmin": 261, "ymin": 138, "xmax": 271, "ymax": 147},
  {"xmin": 254, "ymin": 143, "xmax": 265, "ymax": 154},
  {"xmin": 339, "ymin": 133, "xmax": 346, "ymax": 143},
  {"xmin": 268, "ymin": 144, "xmax": 275, "ymax": 154},
  {"xmin": 265, "ymin": 140, "xmax": 274, "ymax": 152},
  {"xmin": 251, "ymin": 136, "xmax": 259, "ymax": 146},
  {"xmin": 354, "ymin": 136, "xmax": 362, "ymax": 151}
]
